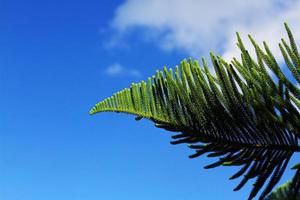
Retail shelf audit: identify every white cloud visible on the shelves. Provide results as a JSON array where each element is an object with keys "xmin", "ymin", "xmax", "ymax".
[
  {"xmin": 106, "ymin": 63, "xmax": 123, "ymax": 76},
  {"xmin": 110, "ymin": 0, "xmax": 300, "ymax": 63},
  {"xmin": 105, "ymin": 63, "xmax": 142, "ymax": 78}
]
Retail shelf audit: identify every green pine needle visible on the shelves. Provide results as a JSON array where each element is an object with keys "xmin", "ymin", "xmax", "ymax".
[{"xmin": 90, "ymin": 23, "xmax": 300, "ymax": 200}]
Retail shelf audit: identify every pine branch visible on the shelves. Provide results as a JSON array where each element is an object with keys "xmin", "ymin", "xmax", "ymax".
[
  {"xmin": 90, "ymin": 23, "xmax": 300, "ymax": 200},
  {"xmin": 265, "ymin": 178, "xmax": 300, "ymax": 200}
]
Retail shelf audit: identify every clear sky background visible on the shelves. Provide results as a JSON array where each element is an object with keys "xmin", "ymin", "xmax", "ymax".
[{"xmin": 1, "ymin": 0, "xmax": 300, "ymax": 199}]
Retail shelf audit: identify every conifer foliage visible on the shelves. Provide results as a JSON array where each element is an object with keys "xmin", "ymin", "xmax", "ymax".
[
  {"xmin": 266, "ymin": 179, "xmax": 300, "ymax": 200},
  {"xmin": 90, "ymin": 23, "xmax": 300, "ymax": 200}
]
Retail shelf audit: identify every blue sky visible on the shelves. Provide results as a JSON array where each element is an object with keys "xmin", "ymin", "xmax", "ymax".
[{"xmin": 1, "ymin": 0, "xmax": 300, "ymax": 199}]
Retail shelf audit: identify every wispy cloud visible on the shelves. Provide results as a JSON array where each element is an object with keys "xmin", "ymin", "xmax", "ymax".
[
  {"xmin": 106, "ymin": 63, "xmax": 123, "ymax": 76},
  {"xmin": 109, "ymin": 0, "xmax": 300, "ymax": 62},
  {"xmin": 105, "ymin": 63, "xmax": 142, "ymax": 78}
]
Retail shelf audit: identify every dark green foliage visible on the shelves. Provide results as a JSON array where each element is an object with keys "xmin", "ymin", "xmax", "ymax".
[
  {"xmin": 266, "ymin": 179, "xmax": 300, "ymax": 200},
  {"xmin": 90, "ymin": 23, "xmax": 300, "ymax": 200}
]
